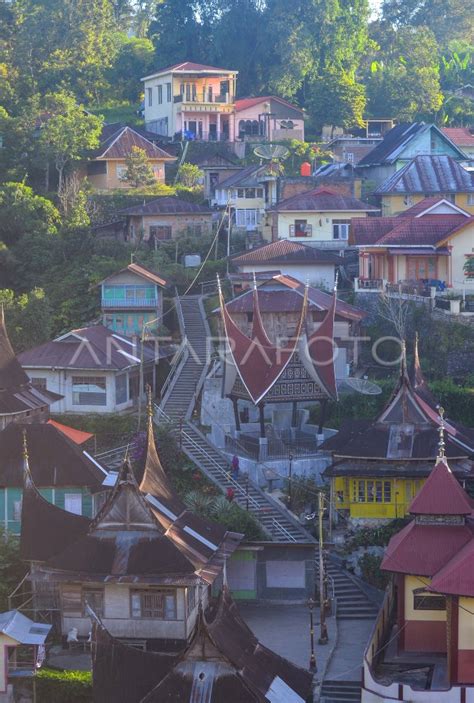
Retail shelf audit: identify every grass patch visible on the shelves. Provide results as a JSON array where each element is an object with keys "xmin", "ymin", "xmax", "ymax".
[{"xmin": 88, "ymin": 101, "xmax": 141, "ymax": 126}]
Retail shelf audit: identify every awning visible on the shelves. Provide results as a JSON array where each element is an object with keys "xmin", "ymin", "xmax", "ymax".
[{"xmin": 47, "ymin": 419, "xmax": 93, "ymax": 445}]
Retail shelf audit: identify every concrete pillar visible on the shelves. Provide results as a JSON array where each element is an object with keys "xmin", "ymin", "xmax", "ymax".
[{"xmin": 258, "ymin": 437, "xmax": 268, "ymax": 462}]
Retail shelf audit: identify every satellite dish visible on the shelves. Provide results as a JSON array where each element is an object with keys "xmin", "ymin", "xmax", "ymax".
[
  {"xmin": 253, "ymin": 144, "xmax": 290, "ymax": 160},
  {"xmin": 338, "ymin": 377, "xmax": 382, "ymax": 395}
]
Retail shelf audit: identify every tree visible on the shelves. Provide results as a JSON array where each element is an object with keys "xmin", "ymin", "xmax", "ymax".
[
  {"xmin": 365, "ymin": 26, "xmax": 443, "ymax": 120},
  {"xmin": 0, "ymin": 182, "xmax": 60, "ymax": 247},
  {"xmin": 0, "ymin": 288, "xmax": 53, "ymax": 351},
  {"xmin": 177, "ymin": 163, "xmax": 203, "ymax": 188},
  {"xmin": 108, "ymin": 35, "xmax": 155, "ymax": 102},
  {"xmin": 381, "ymin": 0, "xmax": 473, "ymax": 45},
  {"xmin": 120, "ymin": 146, "xmax": 157, "ymax": 188},
  {"xmin": 308, "ymin": 71, "xmax": 366, "ymax": 132},
  {"xmin": 39, "ymin": 92, "xmax": 103, "ymax": 192}
]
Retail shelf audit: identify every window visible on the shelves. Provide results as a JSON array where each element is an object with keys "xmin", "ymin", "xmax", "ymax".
[
  {"xmin": 149, "ymin": 225, "xmax": 172, "ymax": 241},
  {"xmin": 208, "ymin": 86, "xmax": 213, "ymax": 102},
  {"xmin": 147, "ymin": 87, "xmax": 153, "ymax": 107},
  {"xmin": 130, "ymin": 590, "xmax": 177, "ymax": 619},
  {"xmin": 345, "ymin": 152, "xmax": 354, "ymax": 163},
  {"xmin": 403, "ymin": 195, "xmax": 414, "ymax": 206},
  {"xmin": 13, "ymin": 499, "xmax": 22, "ymax": 521},
  {"xmin": 116, "ymin": 164, "xmax": 127, "ymax": 180},
  {"xmin": 64, "ymin": 493, "xmax": 83, "ymax": 515},
  {"xmin": 235, "ymin": 209, "xmax": 260, "ymax": 229},
  {"xmin": 413, "ymin": 589, "xmax": 446, "ymax": 611},
  {"xmin": 83, "ymin": 588, "xmax": 104, "ymax": 617},
  {"xmin": 468, "ymin": 194, "xmax": 474, "ymax": 205},
  {"xmin": 158, "ymin": 85, "xmax": 163, "ymax": 104},
  {"xmin": 31, "ymin": 377, "xmax": 47, "ymax": 390},
  {"xmin": 166, "ymin": 83, "xmax": 172, "ymax": 102},
  {"xmin": 185, "ymin": 84, "xmax": 191, "ymax": 101},
  {"xmin": 116, "ymin": 374, "xmax": 128, "ymax": 405},
  {"xmin": 187, "ymin": 586, "xmax": 196, "ymax": 613},
  {"xmin": 333, "ymin": 219, "xmax": 350, "ymax": 240},
  {"xmin": 352, "ymin": 480, "xmax": 393, "ymax": 504},
  {"xmin": 293, "ymin": 219, "xmax": 310, "ymax": 237},
  {"xmin": 407, "ymin": 257, "xmax": 436, "ymax": 280},
  {"xmin": 87, "ymin": 161, "xmax": 107, "ymax": 176},
  {"xmin": 72, "ymin": 376, "xmax": 107, "ymax": 406}
]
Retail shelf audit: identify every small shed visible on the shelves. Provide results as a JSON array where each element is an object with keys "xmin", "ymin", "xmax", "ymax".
[{"xmin": 0, "ymin": 610, "xmax": 51, "ymax": 693}]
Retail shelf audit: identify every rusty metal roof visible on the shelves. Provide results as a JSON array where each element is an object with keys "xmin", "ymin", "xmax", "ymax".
[{"xmin": 375, "ymin": 155, "xmax": 474, "ymax": 194}]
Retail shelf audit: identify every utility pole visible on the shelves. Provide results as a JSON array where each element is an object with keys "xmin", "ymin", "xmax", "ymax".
[
  {"xmin": 318, "ymin": 491, "xmax": 329, "ymax": 645},
  {"xmin": 308, "ymin": 597, "xmax": 317, "ymax": 671},
  {"xmin": 226, "ymin": 203, "xmax": 231, "ymax": 274},
  {"xmin": 288, "ymin": 453, "xmax": 293, "ymax": 509}
]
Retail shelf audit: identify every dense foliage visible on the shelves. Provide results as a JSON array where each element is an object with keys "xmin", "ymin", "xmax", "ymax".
[
  {"xmin": 36, "ymin": 669, "xmax": 92, "ymax": 703},
  {"xmin": 0, "ymin": 530, "xmax": 26, "ymax": 611}
]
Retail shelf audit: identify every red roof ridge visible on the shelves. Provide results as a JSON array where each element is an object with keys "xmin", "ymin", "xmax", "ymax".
[{"xmin": 409, "ymin": 457, "xmax": 473, "ymax": 516}]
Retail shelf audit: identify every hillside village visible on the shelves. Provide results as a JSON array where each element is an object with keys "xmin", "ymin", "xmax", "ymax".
[{"xmin": 1, "ymin": 2, "xmax": 474, "ymax": 702}]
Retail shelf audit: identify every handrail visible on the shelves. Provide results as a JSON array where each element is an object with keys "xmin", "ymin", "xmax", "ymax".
[
  {"xmin": 160, "ymin": 290, "xmax": 189, "ymax": 409},
  {"xmin": 95, "ymin": 444, "xmax": 132, "ymax": 460},
  {"xmin": 185, "ymin": 295, "xmax": 211, "ymax": 420}
]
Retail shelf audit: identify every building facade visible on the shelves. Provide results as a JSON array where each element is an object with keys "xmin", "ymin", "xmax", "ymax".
[
  {"xmin": 120, "ymin": 197, "xmax": 214, "ymax": 245},
  {"xmin": 99, "ymin": 263, "xmax": 167, "ymax": 337}
]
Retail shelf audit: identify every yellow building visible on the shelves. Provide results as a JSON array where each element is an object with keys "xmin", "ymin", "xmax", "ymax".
[
  {"xmin": 362, "ymin": 446, "xmax": 474, "ymax": 701},
  {"xmin": 323, "ymin": 341, "xmax": 474, "ymax": 524},
  {"xmin": 268, "ymin": 186, "xmax": 378, "ymax": 248},
  {"xmin": 85, "ymin": 125, "xmax": 175, "ymax": 190},
  {"xmin": 375, "ymin": 155, "xmax": 474, "ymax": 216},
  {"xmin": 353, "ymin": 197, "xmax": 474, "ymax": 294}
]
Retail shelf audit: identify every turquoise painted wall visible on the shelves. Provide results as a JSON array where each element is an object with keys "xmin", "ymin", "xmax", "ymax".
[{"xmin": 0, "ymin": 487, "xmax": 93, "ymax": 534}]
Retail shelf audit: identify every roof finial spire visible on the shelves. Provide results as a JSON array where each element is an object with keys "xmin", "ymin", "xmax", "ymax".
[
  {"xmin": 253, "ymin": 271, "xmax": 257, "ymax": 290},
  {"xmin": 437, "ymin": 406, "xmax": 446, "ymax": 462},
  {"xmin": 22, "ymin": 428, "xmax": 29, "ymax": 461},
  {"xmin": 334, "ymin": 270, "xmax": 339, "ymax": 294},
  {"xmin": 146, "ymin": 384, "xmax": 154, "ymax": 420},
  {"xmin": 216, "ymin": 273, "xmax": 222, "ymax": 294}
]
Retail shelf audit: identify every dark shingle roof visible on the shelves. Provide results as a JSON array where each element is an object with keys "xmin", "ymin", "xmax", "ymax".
[
  {"xmin": 18, "ymin": 325, "xmax": 158, "ymax": 371},
  {"xmin": 93, "ymin": 126, "xmax": 174, "ymax": 161},
  {"xmin": 120, "ymin": 197, "xmax": 212, "ymax": 216},
  {"xmin": 375, "ymin": 155, "xmax": 474, "ymax": 195},
  {"xmin": 232, "ymin": 239, "xmax": 340, "ymax": 266},
  {"xmin": 217, "ymin": 165, "xmax": 265, "ymax": 190},
  {"xmin": 352, "ymin": 214, "xmax": 472, "ymax": 247},
  {"xmin": 271, "ymin": 187, "xmax": 377, "ymax": 212}
]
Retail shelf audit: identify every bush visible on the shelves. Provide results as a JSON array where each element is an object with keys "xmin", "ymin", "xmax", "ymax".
[
  {"xmin": 0, "ymin": 530, "xmax": 26, "ymax": 611},
  {"xmin": 358, "ymin": 553, "xmax": 390, "ymax": 590},
  {"xmin": 345, "ymin": 519, "xmax": 408, "ymax": 551},
  {"xmin": 36, "ymin": 669, "xmax": 92, "ymax": 703},
  {"xmin": 51, "ymin": 413, "xmax": 138, "ymax": 453}
]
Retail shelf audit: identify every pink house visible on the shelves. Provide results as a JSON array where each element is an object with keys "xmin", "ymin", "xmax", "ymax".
[{"xmin": 234, "ymin": 96, "xmax": 305, "ymax": 142}]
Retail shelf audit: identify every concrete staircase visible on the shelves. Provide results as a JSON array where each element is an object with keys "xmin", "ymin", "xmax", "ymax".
[
  {"xmin": 320, "ymin": 680, "xmax": 361, "ymax": 702},
  {"xmin": 327, "ymin": 562, "xmax": 379, "ymax": 620}
]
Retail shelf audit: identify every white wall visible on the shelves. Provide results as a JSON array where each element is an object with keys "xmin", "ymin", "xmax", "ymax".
[{"xmin": 239, "ymin": 263, "xmax": 336, "ymax": 290}]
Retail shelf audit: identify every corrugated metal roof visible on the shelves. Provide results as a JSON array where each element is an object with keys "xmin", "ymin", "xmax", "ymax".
[
  {"xmin": 235, "ymin": 95, "xmax": 304, "ymax": 114},
  {"xmin": 271, "ymin": 186, "xmax": 377, "ymax": 212},
  {"xmin": 232, "ymin": 239, "xmax": 340, "ymax": 265},
  {"xmin": 0, "ymin": 610, "xmax": 51, "ymax": 645},
  {"xmin": 375, "ymin": 155, "xmax": 474, "ymax": 194},
  {"xmin": 120, "ymin": 197, "xmax": 212, "ymax": 216},
  {"xmin": 93, "ymin": 126, "xmax": 174, "ymax": 161}
]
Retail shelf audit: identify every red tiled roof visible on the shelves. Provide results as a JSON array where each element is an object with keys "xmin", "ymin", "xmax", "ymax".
[
  {"xmin": 430, "ymin": 539, "xmax": 474, "ymax": 597},
  {"xmin": 442, "ymin": 127, "xmax": 474, "ymax": 147},
  {"xmin": 398, "ymin": 197, "xmax": 460, "ymax": 217},
  {"xmin": 94, "ymin": 126, "xmax": 174, "ymax": 161},
  {"xmin": 235, "ymin": 95, "xmax": 304, "ymax": 113},
  {"xmin": 381, "ymin": 520, "xmax": 474, "ymax": 576},
  {"xmin": 409, "ymin": 458, "xmax": 473, "ymax": 516},
  {"xmin": 272, "ymin": 186, "xmax": 377, "ymax": 212},
  {"xmin": 100, "ymin": 263, "xmax": 167, "ymax": 288},
  {"xmin": 231, "ymin": 239, "xmax": 340, "ymax": 266},
  {"xmin": 353, "ymin": 214, "xmax": 472, "ymax": 247},
  {"xmin": 150, "ymin": 62, "xmax": 235, "ymax": 74}
]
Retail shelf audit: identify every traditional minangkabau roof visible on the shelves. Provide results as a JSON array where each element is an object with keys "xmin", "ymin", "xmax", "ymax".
[
  {"xmin": 0, "ymin": 308, "xmax": 62, "ymax": 416},
  {"xmin": 269, "ymin": 186, "xmax": 378, "ymax": 212},
  {"xmin": 19, "ymin": 431, "xmax": 91, "ymax": 563},
  {"xmin": 26, "ymin": 409, "xmax": 241, "ymax": 585},
  {"xmin": 374, "ymin": 155, "xmax": 474, "ymax": 195},
  {"xmin": 0, "ymin": 422, "xmax": 107, "ymax": 488},
  {"xmin": 322, "ymin": 339, "xmax": 474, "ymax": 472},
  {"xmin": 91, "ymin": 586, "xmax": 313, "ymax": 703},
  {"xmin": 92, "ymin": 125, "xmax": 175, "ymax": 161},
  {"xmin": 219, "ymin": 276, "xmax": 339, "ymax": 403},
  {"xmin": 231, "ymin": 239, "xmax": 340, "ymax": 266}
]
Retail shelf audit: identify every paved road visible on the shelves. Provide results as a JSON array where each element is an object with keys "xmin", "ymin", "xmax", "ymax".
[{"xmin": 239, "ymin": 602, "xmax": 335, "ymax": 674}]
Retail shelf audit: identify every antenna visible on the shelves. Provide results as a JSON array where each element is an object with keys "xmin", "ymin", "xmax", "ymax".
[{"xmin": 253, "ymin": 144, "xmax": 290, "ymax": 161}]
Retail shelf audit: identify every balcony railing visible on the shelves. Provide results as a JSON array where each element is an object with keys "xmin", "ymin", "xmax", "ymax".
[
  {"xmin": 354, "ymin": 277, "xmax": 386, "ymax": 292},
  {"xmin": 180, "ymin": 131, "xmax": 230, "ymax": 142},
  {"xmin": 102, "ymin": 298, "xmax": 158, "ymax": 308},
  {"xmin": 289, "ymin": 224, "xmax": 313, "ymax": 237},
  {"xmin": 174, "ymin": 94, "xmax": 233, "ymax": 105}
]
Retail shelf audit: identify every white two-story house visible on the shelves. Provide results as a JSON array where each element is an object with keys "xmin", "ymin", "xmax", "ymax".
[
  {"xmin": 268, "ymin": 186, "xmax": 378, "ymax": 249},
  {"xmin": 142, "ymin": 62, "xmax": 237, "ymax": 141}
]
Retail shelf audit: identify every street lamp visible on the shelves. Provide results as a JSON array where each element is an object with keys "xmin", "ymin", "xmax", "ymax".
[{"xmin": 308, "ymin": 597, "xmax": 317, "ymax": 671}]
